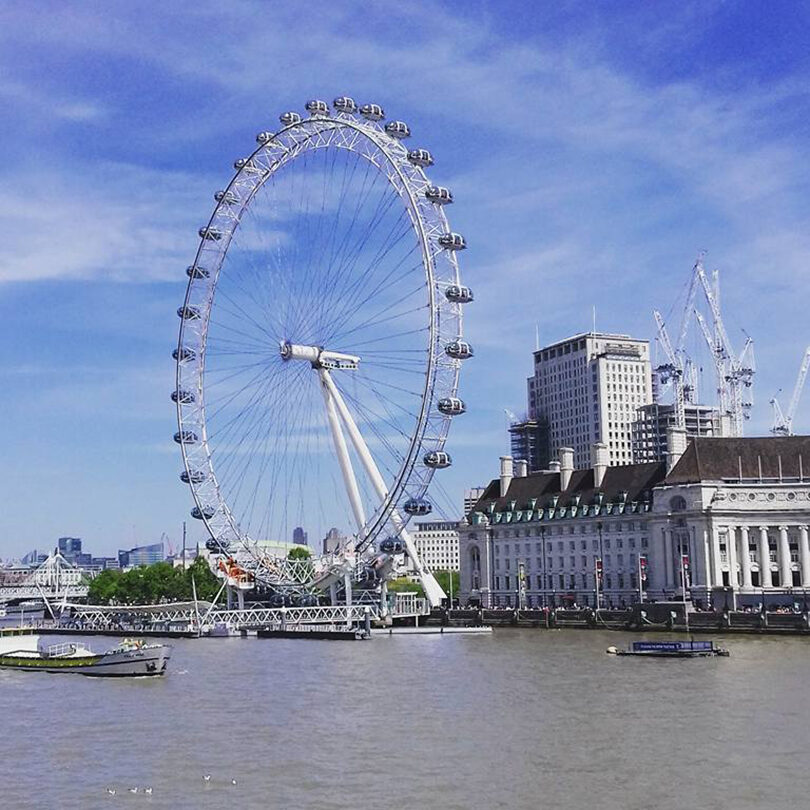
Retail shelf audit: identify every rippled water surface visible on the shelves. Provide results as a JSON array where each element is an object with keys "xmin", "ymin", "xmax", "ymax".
[{"xmin": 3, "ymin": 629, "xmax": 809, "ymax": 809}]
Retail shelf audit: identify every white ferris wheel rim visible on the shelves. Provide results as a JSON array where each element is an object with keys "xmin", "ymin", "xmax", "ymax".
[{"xmin": 174, "ymin": 100, "xmax": 468, "ymax": 569}]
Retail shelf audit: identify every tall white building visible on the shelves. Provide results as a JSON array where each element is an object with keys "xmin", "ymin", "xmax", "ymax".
[
  {"xmin": 410, "ymin": 520, "xmax": 460, "ymax": 572},
  {"xmin": 526, "ymin": 332, "xmax": 652, "ymax": 469}
]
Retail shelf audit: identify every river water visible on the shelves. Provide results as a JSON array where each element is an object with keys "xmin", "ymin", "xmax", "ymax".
[{"xmin": 2, "ymin": 628, "xmax": 809, "ymax": 809}]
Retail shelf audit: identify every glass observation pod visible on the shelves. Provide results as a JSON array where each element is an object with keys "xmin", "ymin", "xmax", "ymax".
[
  {"xmin": 214, "ymin": 190, "xmax": 239, "ymax": 204},
  {"xmin": 438, "ymin": 232, "xmax": 466, "ymax": 250},
  {"xmin": 380, "ymin": 537, "xmax": 406, "ymax": 554},
  {"xmin": 171, "ymin": 389, "xmax": 196, "ymax": 404},
  {"xmin": 333, "ymin": 96, "xmax": 357, "ymax": 113},
  {"xmin": 279, "ymin": 111, "xmax": 302, "ymax": 125},
  {"xmin": 191, "ymin": 505, "xmax": 216, "ymax": 520},
  {"xmin": 177, "ymin": 305, "xmax": 201, "ymax": 320},
  {"xmin": 205, "ymin": 538, "xmax": 230, "ymax": 553},
  {"xmin": 174, "ymin": 430, "xmax": 198, "ymax": 445},
  {"xmin": 173, "ymin": 346, "xmax": 196, "ymax": 362},
  {"xmin": 233, "ymin": 158, "xmax": 261, "ymax": 173},
  {"xmin": 198, "ymin": 226, "xmax": 223, "ymax": 241},
  {"xmin": 186, "ymin": 265, "xmax": 209, "ymax": 279},
  {"xmin": 384, "ymin": 120, "xmax": 411, "ymax": 139},
  {"xmin": 445, "ymin": 339, "xmax": 474, "ymax": 360},
  {"xmin": 424, "ymin": 450, "xmax": 452, "ymax": 469},
  {"xmin": 407, "ymin": 148, "xmax": 434, "ymax": 167},
  {"xmin": 426, "ymin": 186, "xmax": 453, "ymax": 204},
  {"xmin": 180, "ymin": 469, "xmax": 207, "ymax": 484},
  {"xmin": 360, "ymin": 103, "xmax": 385, "ymax": 121},
  {"xmin": 297, "ymin": 594, "xmax": 319, "ymax": 607},
  {"xmin": 305, "ymin": 99, "xmax": 330, "ymax": 116},
  {"xmin": 255, "ymin": 131, "xmax": 274, "ymax": 144},
  {"xmin": 445, "ymin": 284, "xmax": 474, "ymax": 303},
  {"xmin": 404, "ymin": 497, "xmax": 432, "ymax": 516},
  {"xmin": 438, "ymin": 396, "xmax": 466, "ymax": 415}
]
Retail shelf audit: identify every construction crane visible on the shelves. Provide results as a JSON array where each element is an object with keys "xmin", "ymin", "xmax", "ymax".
[
  {"xmin": 770, "ymin": 346, "xmax": 810, "ymax": 436},
  {"xmin": 653, "ymin": 310, "xmax": 686, "ymax": 428},
  {"xmin": 692, "ymin": 259, "xmax": 755, "ymax": 437},
  {"xmin": 652, "ymin": 256, "xmax": 703, "ymax": 429}
]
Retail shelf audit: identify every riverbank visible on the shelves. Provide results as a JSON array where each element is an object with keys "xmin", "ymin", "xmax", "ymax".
[{"xmin": 438, "ymin": 606, "xmax": 810, "ymax": 635}]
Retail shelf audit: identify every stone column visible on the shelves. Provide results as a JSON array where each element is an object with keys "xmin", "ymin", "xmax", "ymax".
[
  {"xmin": 727, "ymin": 526, "xmax": 738, "ymax": 589},
  {"xmin": 759, "ymin": 526, "xmax": 772, "ymax": 588},
  {"xmin": 779, "ymin": 526, "xmax": 792, "ymax": 588},
  {"xmin": 663, "ymin": 527, "xmax": 672, "ymax": 588},
  {"xmin": 739, "ymin": 526, "xmax": 753, "ymax": 589},
  {"xmin": 800, "ymin": 526, "xmax": 810, "ymax": 588},
  {"xmin": 702, "ymin": 528, "xmax": 713, "ymax": 588}
]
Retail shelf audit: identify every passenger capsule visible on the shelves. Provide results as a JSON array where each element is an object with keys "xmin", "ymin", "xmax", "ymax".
[
  {"xmin": 205, "ymin": 538, "xmax": 230, "ymax": 553},
  {"xmin": 445, "ymin": 340, "xmax": 474, "ymax": 360},
  {"xmin": 445, "ymin": 284, "xmax": 474, "ymax": 303},
  {"xmin": 198, "ymin": 226, "xmax": 223, "ymax": 241},
  {"xmin": 438, "ymin": 232, "xmax": 466, "ymax": 251},
  {"xmin": 214, "ymin": 190, "xmax": 238, "ymax": 204},
  {"xmin": 333, "ymin": 96, "xmax": 357, "ymax": 113},
  {"xmin": 424, "ymin": 450, "xmax": 452, "ymax": 469},
  {"xmin": 407, "ymin": 148, "xmax": 434, "ymax": 167},
  {"xmin": 173, "ymin": 346, "xmax": 196, "ymax": 362},
  {"xmin": 191, "ymin": 505, "xmax": 216, "ymax": 520},
  {"xmin": 296, "ymin": 593, "xmax": 319, "ymax": 607},
  {"xmin": 438, "ymin": 397, "xmax": 466, "ymax": 416},
  {"xmin": 360, "ymin": 103, "xmax": 385, "ymax": 121},
  {"xmin": 425, "ymin": 186, "xmax": 453, "ymax": 204},
  {"xmin": 403, "ymin": 497, "xmax": 432, "ymax": 516},
  {"xmin": 305, "ymin": 99, "xmax": 330, "ymax": 116},
  {"xmin": 186, "ymin": 265, "xmax": 209, "ymax": 279},
  {"xmin": 255, "ymin": 131, "xmax": 273, "ymax": 144},
  {"xmin": 380, "ymin": 537, "xmax": 406, "ymax": 554},
  {"xmin": 280, "ymin": 111, "xmax": 302, "ymax": 126},
  {"xmin": 233, "ymin": 157, "xmax": 261, "ymax": 172},
  {"xmin": 384, "ymin": 120, "xmax": 410, "ymax": 139},
  {"xmin": 174, "ymin": 430, "xmax": 198, "ymax": 445},
  {"xmin": 171, "ymin": 389, "xmax": 196, "ymax": 404},
  {"xmin": 180, "ymin": 469, "xmax": 207, "ymax": 484},
  {"xmin": 177, "ymin": 305, "xmax": 201, "ymax": 320}
]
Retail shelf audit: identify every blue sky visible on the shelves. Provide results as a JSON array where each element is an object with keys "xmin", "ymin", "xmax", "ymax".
[{"xmin": 2, "ymin": 0, "xmax": 810, "ymax": 558}]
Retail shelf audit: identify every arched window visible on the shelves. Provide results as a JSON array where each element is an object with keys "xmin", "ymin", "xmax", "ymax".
[
  {"xmin": 670, "ymin": 495, "xmax": 687, "ymax": 512},
  {"xmin": 470, "ymin": 545, "xmax": 481, "ymax": 589}
]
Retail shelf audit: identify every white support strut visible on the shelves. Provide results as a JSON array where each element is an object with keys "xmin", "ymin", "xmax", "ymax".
[
  {"xmin": 320, "ymin": 368, "xmax": 447, "ymax": 607},
  {"xmin": 318, "ymin": 367, "xmax": 367, "ymax": 535}
]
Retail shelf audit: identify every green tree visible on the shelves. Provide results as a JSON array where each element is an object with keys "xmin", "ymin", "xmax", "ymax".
[
  {"xmin": 386, "ymin": 577, "xmax": 425, "ymax": 598},
  {"xmin": 288, "ymin": 546, "xmax": 312, "ymax": 560},
  {"xmin": 433, "ymin": 570, "xmax": 459, "ymax": 601}
]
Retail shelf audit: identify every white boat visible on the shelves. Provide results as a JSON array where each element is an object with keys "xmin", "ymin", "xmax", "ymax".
[{"xmin": 0, "ymin": 631, "xmax": 172, "ymax": 677}]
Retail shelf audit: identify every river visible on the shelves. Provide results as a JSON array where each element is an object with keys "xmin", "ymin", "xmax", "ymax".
[{"xmin": 2, "ymin": 629, "xmax": 808, "ymax": 809}]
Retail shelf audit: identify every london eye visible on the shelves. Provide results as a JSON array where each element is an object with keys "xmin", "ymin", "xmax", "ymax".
[{"xmin": 173, "ymin": 97, "xmax": 472, "ymax": 607}]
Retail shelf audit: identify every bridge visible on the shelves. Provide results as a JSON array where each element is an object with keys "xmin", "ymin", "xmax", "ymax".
[
  {"xmin": 63, "ymin": 592, "xmax": 427, "ymax": 634},
  {"xmin": 0, "ymin": 551, "xmax": 89, "ymax": 605}
]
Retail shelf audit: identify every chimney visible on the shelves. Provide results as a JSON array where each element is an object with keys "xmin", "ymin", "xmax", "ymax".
[
  {"xmin": 591, "ymin": 442, "xmax": 609, "ymax": 488},
  {"xmin": 559, "ymin": 446, "xmax": 574, "ymax": 490},
  {"xmin": 515, "ymin": 459, "xmax": 528, "ymax": 478},
  {"xmin": 666, "ymin": 427, "xmax": 688, "ymax": 474},
  {"xmin": 548, "ymin": 460, "xmax": 561, "ymax": 473},
  {"xmin": 499, "ymin": 455, "xmax": 514, "ymax": 497}
]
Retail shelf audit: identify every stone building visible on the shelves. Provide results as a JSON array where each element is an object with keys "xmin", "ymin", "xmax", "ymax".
[
  {"xmin": 523, "ymin": 332, "xmax": 653, "ymax": 470},
  {"xmin": 459, "ymin": 435, "xmax": 810, "ymax": 610}
]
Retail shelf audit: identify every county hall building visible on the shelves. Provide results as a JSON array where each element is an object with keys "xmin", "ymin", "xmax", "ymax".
[{"xmin": 459, "ymin": 433, "xmax": 810, "ymax": 610}]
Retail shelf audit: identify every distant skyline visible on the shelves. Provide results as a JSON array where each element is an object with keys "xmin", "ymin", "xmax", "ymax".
[{"xmin": 2, "ymin": 1, "xmax": 810, "ymax": 557}]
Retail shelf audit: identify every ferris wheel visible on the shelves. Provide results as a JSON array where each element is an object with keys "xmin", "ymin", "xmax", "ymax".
[{"xmin": 173, "ymin": 97, "xmax": 473, "ymax": 607}]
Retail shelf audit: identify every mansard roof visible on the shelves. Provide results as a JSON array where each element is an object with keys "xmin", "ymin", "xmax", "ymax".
[
  {"xmin": 471, "ymin": 461, "xmax": 666, "ymax": 515},
  {"xmin": 665, "ymin": 435, "xmax": 810, "ymax": 484}
]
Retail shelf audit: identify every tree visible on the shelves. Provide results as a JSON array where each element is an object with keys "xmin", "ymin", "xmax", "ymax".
[
  {"xmin": 288, "ymin": 546, "xmax": 312, "ymax": 560},
  {"xmin": 386, "ymin": 577, "xmax": 425, "ymax": 598}
]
